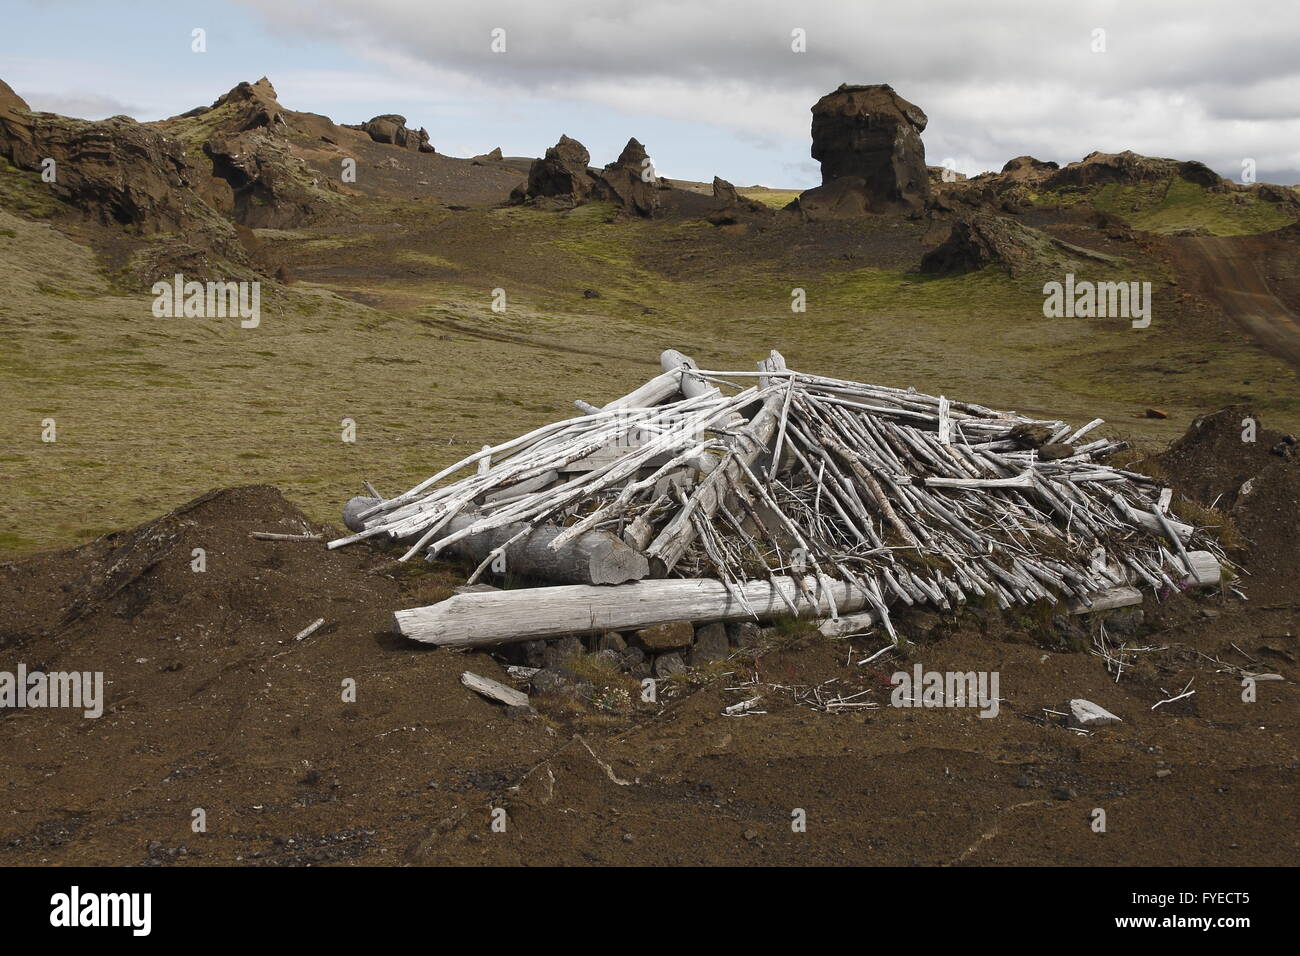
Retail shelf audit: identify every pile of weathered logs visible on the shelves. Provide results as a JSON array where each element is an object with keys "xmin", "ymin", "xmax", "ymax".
[{"xmin": 329, "ymin": 349, "xmax": 1226, "ymax": 647}]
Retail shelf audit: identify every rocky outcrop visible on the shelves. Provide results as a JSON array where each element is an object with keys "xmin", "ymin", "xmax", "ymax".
[
  {"xmin": 706, "ymin": 176, "xmax": 772, "ymax": 225},
  {"xmin": 519, "ymin": 134, "xmax": 595, "ymax": 203},
  {"xmin": 920, "ymin": 212, "xmax": 1120, "ymax": 278},
  {"xmin": 999, "ymin": 155, "xmax": 1059, "ymax": 183},
  {"xmin": 170, "ymin": 79, "xmax": 335, "ymax": 230},
  {"xmin": 189, "ymin": 77, "xmax": 285, "ymax": 131},
  {"xmin": 202, "ymin": 130, "xmax": 324, "ymax": 229},
  {"xmin": 0, "ymin": 73, "xmax": 355, "ymax": 276},
  {"xmin": 803, "ymin": 83, "xmax": 930, "ymax": 216},
  {"xmin": 0, "ymin": 83, "xmax": 241, "ymax": 255},
  {"xmin": 0, "ymin": 77, "xmax": 28, "ymax": 120},
  {"xmin": 356, "ymin": 114, "xmax": 434, "ymax": 153},
  {"xmin": 1046, "ymin": 150, "xmax": 1223, "ymax": 190},
  {"xmin": 927, "ymin": 165, "xmax": 968, "ymax": 184},
  {"xmin": 592, "ymin": 137, "xmax": 658, "ymax": 217}
]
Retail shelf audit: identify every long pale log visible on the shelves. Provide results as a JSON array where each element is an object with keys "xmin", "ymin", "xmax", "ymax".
[
  {"xmin": 344, "ymin": 495, "xmax": 646, "ymax": 584},
  {"xmin": 394, "ymin": 574, "xmax": 875, "ymax": 647},
  {"xmin": 924, "ymin": 472, "xmax": 1035, "ymax": 490},
  {"xmin": 441, "ymin": 514, "xmax": 649, "ymax": 585},
  {"xmin": 461, "ymin": 672, "xmax": 530, "ymax": 707},
  {"xmin": 660, "ymin": 349, "xmax": 716, "ymax": 400},
  {"xmin": 1069, "ymin": 586, "xmax": 1143, "ymax": 614},
  {"xmin": 598, "ymin": 368, "xmax": 685, "ymax": 411}
]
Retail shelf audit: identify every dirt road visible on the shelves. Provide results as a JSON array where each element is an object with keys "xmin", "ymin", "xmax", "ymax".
[{"xmin": 1172, "ymin": 234, "xmax": 1300, "ymax": 369}]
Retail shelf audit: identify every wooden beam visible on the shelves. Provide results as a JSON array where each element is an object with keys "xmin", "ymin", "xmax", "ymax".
[
  {"xmin": 440, "ymin": 515, "xmax": 649, "ymax": 585},
  {"xmin": 394, "ymin": 574, "xmax": 874, "ymax": 646},
  {"xmin": 461, "ymin": 672, "xmax": 530, "ymax": 707}
]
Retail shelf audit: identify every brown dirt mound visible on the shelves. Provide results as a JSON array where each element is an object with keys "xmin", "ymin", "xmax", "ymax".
[{"xmin": 1156, "ymin": 406, "xmax": 1300, "ymax": 603}]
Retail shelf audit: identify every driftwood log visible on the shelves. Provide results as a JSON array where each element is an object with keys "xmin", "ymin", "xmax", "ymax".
[
  {"xmin": 394, "ymin": 574, "xmax": 874, "ymax": 647},
  {"xmin": 393, "ymin": 549, "xmax": 1222, "ymax": 646},
  {"xmin": 344, "ymin": 496, "xmax": 648, "ymax": 585}
]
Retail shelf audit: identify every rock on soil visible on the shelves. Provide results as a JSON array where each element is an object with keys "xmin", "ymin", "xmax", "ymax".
[
  {"xmin": 592, "ymin": 137, "xmax": 659, "ymax": 218},
  {"xmin": 920, "ymin": 212, "xmax": 1118, "ymax": 278},
  {"xmin": 634, "ymin": 620, "xmax": 693, "ymax": 652},
  {"xmin": 519, "ymin": 134, "xmax": 595, "ymax": 204},
  {"xmin": 1069, "ymin": 699, "xmax": 1123, "ymax": 728},
  {"xmin": 355, "ymin": 114, "xmax": 434, "ymax": 153},
  {"xmin": 689, "ymin": 623, "xmax": 730, "ymax": 665},
  {"xmin": 803, "ymin": 83, "xmax": 930, "ymax": 215},
  {"xmin": 652, "ymin": 652, "xmax": 687, "ymax": 678}
]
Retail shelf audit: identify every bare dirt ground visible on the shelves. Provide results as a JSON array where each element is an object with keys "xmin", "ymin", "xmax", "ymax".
[
  {"xmin": 1171, "ymin": 231, "xmax": 1300, "ymax": 369},
  {"xmin": 2, "ymin": 411, "xmax": 1296, "ymax": 866}
]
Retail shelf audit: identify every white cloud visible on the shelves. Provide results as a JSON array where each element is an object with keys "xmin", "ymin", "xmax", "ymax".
[{"xmin": 229, "ymin": 0, "xmax": 1300, "ymax": 183}]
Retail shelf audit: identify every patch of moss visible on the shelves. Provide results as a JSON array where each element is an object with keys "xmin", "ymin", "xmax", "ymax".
[
  {"xmin": 1086, "ymin": 176, "xmax": 1293, "ymax": 236},
  {"xmin": 0, "ymin": 157, "xmax": 62, "ymax": 218}
]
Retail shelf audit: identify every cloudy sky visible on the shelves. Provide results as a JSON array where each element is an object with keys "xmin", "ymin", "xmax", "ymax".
[{"xmin": 3, "ymin": 0, "xmax": 1297, "ymax": 186}]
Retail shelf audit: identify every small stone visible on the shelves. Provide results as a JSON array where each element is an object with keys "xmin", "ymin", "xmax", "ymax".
[
  {"xmin": 1015, "ymin": 773, "xmax": 1033, "ymax": 789},
  {"xmin": 594, "ymin": 648, "xmax": 622, "ymax": 669},
  {"xmin": 598, "ymin": 632, "xmax": 627, "ymax": 653},
  {"xmin": 653, "ymin": 652, "xmax": 687, "ymax": 678},
  {"xmin": 531, "ymin": 666, "xmax": 581, "ymax": 697},
  {"xmin": 1069, "ymin": 698, "xmax": 1123, "ymax": 728},
  {"xmin": 1104, "ymin": 608, "xmax": 1145, "ymax": 636},
  {"xmin": 1199, "ymin": 608, "xmax": 1220, "ymax": 620},
  {"xmin": 690, "ymin": 623, "xmax": 730, "ymax": 666},
  {"xmin": 1144, "ymin": 407, "xmax": 1169, "ymax": 419},
  {"xmin": 622, "ymin": 832, "xmax": 635, "ymax": 843},
  {"xmin": 726, "ymin": 621, "xmax": 763, "ymax": 648},
  {"xmin": 1038, "ymin": 443, "xmax": 1076, "ymax": 461},
  {"xmin": 1155, "ymin": 768, "xmax": 1172, "ymax": 778},
  {"xmin": 1051, "ymin": 786, "xmax": 1077, "ymax": 801},
  {"xmin": 543, "ymin": 635, "xmax": 584, "ymax": 667},
  {"xmin": 743, "ymin": 828, "xmax": 759, "ymax": 842},
  {"xmin": 634, "ymin": 620, "xmax": 694, "ymax": 652}
]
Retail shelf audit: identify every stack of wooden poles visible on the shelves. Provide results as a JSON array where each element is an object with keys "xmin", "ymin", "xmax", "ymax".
[{"xmin": 327, "ymin": 349, "xmax": 1225, "ymax": 646}]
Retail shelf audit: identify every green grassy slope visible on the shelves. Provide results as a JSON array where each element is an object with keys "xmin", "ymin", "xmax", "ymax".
[{"xmin": 2, "ymin": 192, "xmax": 1297, "ymax": 558}]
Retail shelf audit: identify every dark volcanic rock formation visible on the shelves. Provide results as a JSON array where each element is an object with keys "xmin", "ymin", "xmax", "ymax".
[
  {"xmin": 803, "ymin": 83, "xmax": 930, "ymax": 216},
  {"xmin": 0, "ymin": 77, "xmax": 28, "ymax": 119},
  {"xmin": 706, "ymin": 176, "xmax": 772, "ymax": 225},
  {"xmin": 357, "ymin": 114, "xmax": 434, "ymax": 153},
  {"xmin": 520, "ymin": 134, "xmax": 596, "ymax": 203},
  {"xmin": 1046, "ymin": 150, "xmax": 1222, "ymax": 190},
  {"xmin": 999, "ymin": 156, "xmax": 1059, "ymax": 183},
  {"xmin": 593, "ymin": 137, "xmax": 658, "ymax": 217},
  {"xmin": 0, "ymin": 79, "xmax": 241, "ymax": 253},
  {"xmin": 184, "ymin": 79, "xmax": 334, "ymax": 229},
  {"xmin": 921, "ymin": 212, "xmax": 1120, "ymax": 278}
]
